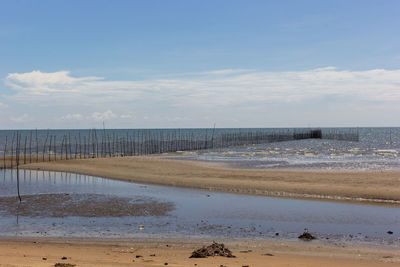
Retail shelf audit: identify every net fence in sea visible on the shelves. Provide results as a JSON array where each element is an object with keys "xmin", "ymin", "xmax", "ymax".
[{"xmin": 0, "ymin": 128, "xmax": 359, "ymax": 168}]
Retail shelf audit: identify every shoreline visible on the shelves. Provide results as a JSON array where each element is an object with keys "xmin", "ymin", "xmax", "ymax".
[
  {"xmin": 19, "ymin": 155, "xmax": 400, "ymax": 205},
  {"xmin": 0, "ymin": 237, "xmax": 399, "ymax": 266},
  {"xmin": 4, "ymin": 156, "xmax": 400, "ymax": 266}
]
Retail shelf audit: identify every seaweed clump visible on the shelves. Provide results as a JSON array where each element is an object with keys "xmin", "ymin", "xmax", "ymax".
[
  {"xmin": 54, "ymin": 263, "xmax": 76, "ymax": 267},
  {"xmin": 298, "ymin": 229, "xmax": 316, "ymax": 241},
  {"xmin": 190, "ymin": 242, "xmax": 236, "ymax": 258}
]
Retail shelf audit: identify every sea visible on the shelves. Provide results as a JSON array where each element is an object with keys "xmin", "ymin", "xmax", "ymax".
[{"xmin": 0, "ymin": 127, "xmax": 399, "ymax": 171}]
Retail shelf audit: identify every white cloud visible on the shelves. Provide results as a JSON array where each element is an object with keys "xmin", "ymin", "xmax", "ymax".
[
  {"xmin": 201, "ymin": 69, "xmax": 254, "ymax": 75},
  {"xmin": 0, "ymin": 102, "xmax": 8, "ymax": 109},
  {"xmin": 62, "ymin": 113, "xmax": 84, "ymax": 120},
  {"xmin": 5, "ymin": 70, "xmax": 102, "ymax": 95},
  {"xmin": 5, "ymin": 68, "xmax": 400, "ymax": 109},
  {"xmin": 10, "ymin": 113, "xmax": 28, "ymax": 122},
  {"xmin": 120, "ymin": 114, "xmax": 134, "ymax": 119},
  {"xmin": 90, "ymin": 110, "xmax": 117, "ymax": 122},
  {"xmin": 4, "ymin": 67, "xmax": 400, "ymax": 127},
  {"xmin": 61, "ymin": 111, "xmax": 119, "ymax": 122}
]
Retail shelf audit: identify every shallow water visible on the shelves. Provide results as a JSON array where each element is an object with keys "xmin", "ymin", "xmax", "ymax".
[
  {"xmin": 180, "ymin": 128, "xmax": 400, "ymax": 170},
  {"xmin": 0, "ymin": 169, "xmax": 399, "ymax": 246},
  {"xmin": 1, "ymin": 127, "xmax": 399, "ymax": 170}
]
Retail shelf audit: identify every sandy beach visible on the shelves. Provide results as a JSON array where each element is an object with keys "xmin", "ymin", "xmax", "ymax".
[
  {"xmin": 1, "ymin": 155, "xmax": 397, "ymax": 266},
  {"xmin": 20, "ymin": 155, "xmax": 400, "ymax": 204},
  {"xmin": 1, "ymin": 238, "xmax": 399, "ymax": 267}
]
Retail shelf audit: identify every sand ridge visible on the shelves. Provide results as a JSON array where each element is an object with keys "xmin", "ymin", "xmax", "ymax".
[{"xmin": 21, "ymin": 155, "xmax": 400, "ymax": 204}]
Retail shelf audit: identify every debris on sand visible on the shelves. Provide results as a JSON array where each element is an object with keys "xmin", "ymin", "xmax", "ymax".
[
  {"xmin": 383, "ymin": 256, "xmax": 393, "ymax": 259},
  {"xmin": 54, "ymin": 263, "xmax": 76, "ymax": 267},
  {"xmin": 189, "ymin": 242, "xmax": 236, "ymax": 258},
  {"xmin": 298, "ymin": 230, "xmax": 316, "ymax": 241}
]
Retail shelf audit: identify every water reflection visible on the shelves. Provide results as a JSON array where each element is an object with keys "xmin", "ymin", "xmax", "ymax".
[{"xmin": 0, "ymin": 169, "xmax": 399, "ymax": 246}]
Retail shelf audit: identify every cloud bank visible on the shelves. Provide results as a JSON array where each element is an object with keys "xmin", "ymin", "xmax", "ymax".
[
  {"xmin": 6, "ymin": 67, "xmax": 400, "ymax": 106},
  {"xmin": 3, "ymin": 67, "xmax": 400, "ymax": 127}
]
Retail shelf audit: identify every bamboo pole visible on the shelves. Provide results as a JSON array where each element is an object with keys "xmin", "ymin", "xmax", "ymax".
[
  {"xmin": 3, "ymin": 136, "xmax": 7, "ymax": 169},
  {"xmin": 74, "ymin": 135, "xmax": 78, "ymax": 159},
  {"xmin": 11, "ymin": 132, "xmax": 15, "ymax": 168},
  {"xmin": 48, "ymin": 135, "xmax": 52, "ymax": 162},
  {"xmin": 83, "ymin": 136, "xmax": 86, "ymax": 159},
  {"xmin": 29, "ymin": 131, "xmax": 32, "ymax": 164},
  {"xmin": 79, "ymin": 132, "xmax": 82, "ymax": 159},
  {"xmin": 42, "ymin": 132, "xmax": 49, "ymax": 162},
  {"xmin": 68, "ymin": 133, "xmax": 72, "ymax": 160},
  {"xmin": 53, "ymin": 135, "xmax": 57, "ymax": 161},
  {"xmin": 35, "ymin": 129, "xmax": 38, "ymax": 163},
  {"xmin": 16, "ymin": 132, "xmax": 21, "ymax": 202},
  {"xmin": 23, "ymin": 135, "xmax": 27, "ymax": 164}
]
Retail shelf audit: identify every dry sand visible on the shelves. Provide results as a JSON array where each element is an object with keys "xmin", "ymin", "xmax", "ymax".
[
  {"xmin": 21, "ymin": 156, "xmax": 400, "ymax": 204},
  {"xmin": 1, "ymin": 238, "xmax": 399, "ymax": 267}
]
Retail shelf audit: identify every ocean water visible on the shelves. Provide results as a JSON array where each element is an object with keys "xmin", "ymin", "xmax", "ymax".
[
  {"xmin": 0, "ymin": 127, "xmax": 399, "ymax": 170},
  {"xmin": 184, "ymin": 128, "xmax": 400, "ymax": 170}
]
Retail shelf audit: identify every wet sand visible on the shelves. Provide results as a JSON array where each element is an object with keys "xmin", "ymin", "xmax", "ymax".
[
  {"xmin": 21, "ymin": 156, "xmax": 400, "ymax": 204},
  {"xmin": 5, "ymin": 156, "xmax": 400, "ymax": 266},
  {"xmin": 0, "ymin": 238, "xmax": 399, "ymax": 267},
  {"xmin": 0, "ymin": 193, "xmax": 174, "ymax": 217}
]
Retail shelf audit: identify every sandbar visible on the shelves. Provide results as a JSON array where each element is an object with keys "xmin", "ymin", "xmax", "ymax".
[{"xmin": 21, "ymin": 155, "xmax": 400, "ymax": 204}]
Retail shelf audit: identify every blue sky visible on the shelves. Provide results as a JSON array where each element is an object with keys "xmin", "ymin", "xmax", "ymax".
[{"xmin": 0, "ymin": 0, "xmax": 399, "ymax": 129}]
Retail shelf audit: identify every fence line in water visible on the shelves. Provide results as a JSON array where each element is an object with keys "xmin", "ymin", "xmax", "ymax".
[{"xmin": 0, "ymin": 128, "xmax": 359, "ymax": 169}]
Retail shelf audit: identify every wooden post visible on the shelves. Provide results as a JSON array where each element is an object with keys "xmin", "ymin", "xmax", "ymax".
[
  {"xmin": 74, "ymin": 135, "xmax": 78, "ymax": 159},
  {"xmin": 83, "ymin": 136, "xmax": 86, "ymax": 159},
  {"xmin": 79, "ymin": 132, "xmax": 82, "ymax": 159},
  {"xmin": 35, "ymin": 129, "xmax": 38, "ymax": 163},
  {"xmin": 211, "ymin": 123, "xmax": 216, "ymax": 149},
  {"xmin": 11, "ymin": 132, "xmax": 15, "ymax": 168},
  {"xmin": 53, "ymin": 135, "xmax": 57, "ymax": 161},
  {"xmin": 16, "ymin": 132, "xmax": 21, "ymax": 202},
  {"xmin": 3, "ymin": 136, "xmax": 7, "ymax": 169},
  {"xmin": 43, "ymin": 132, "xmax": 49, "ymax": 162},
  {"xmin": 29, "ymin": 131, "xmax": 32, "ymax": 163},
  {"xmin": 48, "ymin": 136, "xmax": 52, "ymax": 162},
  {"xmin": 68, "ymin": 133, "xmax": 72, "ymax": 160},
  {"xmin": 24, "ymin": 135, "xmax": 27, "ymax": 164}
]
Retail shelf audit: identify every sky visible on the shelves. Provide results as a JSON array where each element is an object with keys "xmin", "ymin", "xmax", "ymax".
[{"xmin": 0, "ymin": 0, "xmax": 399, "ymax": 129}]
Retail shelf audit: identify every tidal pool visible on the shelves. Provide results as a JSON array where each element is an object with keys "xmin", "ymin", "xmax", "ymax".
[{"xmin": 0, "ymin": 169, "xmax": 399, "ymax": 246}]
